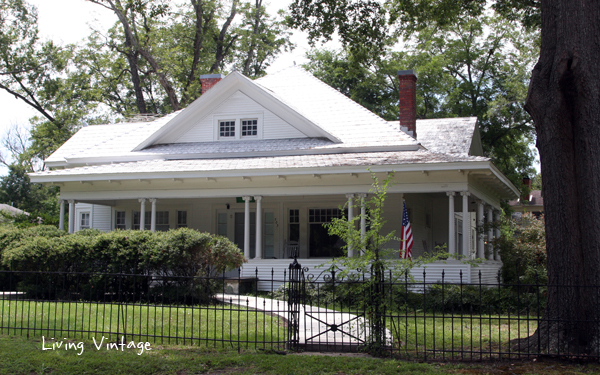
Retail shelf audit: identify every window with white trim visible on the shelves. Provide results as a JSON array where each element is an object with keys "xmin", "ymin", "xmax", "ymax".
[
  {"xmin": 214, "ymin": 113, "xmax": 263, "ymax": 141},
  {"xmin": 177, "ymin": 211, "xmax": 187, "ymax": 228},
  {"xmin": 219, "ymin": 120, "xmax": 235, "ymax": 138},
  {"xmin": 155, "ymin": 211, "xmax": 169, "ymax": 231},
  {"xmin": 308, "ymin": 208, "xmax": 345, "ymax": 258},
  {"xmin": 80, "ymin": 212, "xmax": 90, "ymax": 229},
  {"xmin": 241, "ymin": 119, "xmax": 258, "ymax": 137},
  {"xmin": 115, "ymin": 211, "xmax": 126, "ymax": 230}
]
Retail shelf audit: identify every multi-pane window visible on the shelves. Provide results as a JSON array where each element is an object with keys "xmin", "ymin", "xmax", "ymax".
[
  {"xmin": 289, "ymin": 209, "xmax": 300, "ymax": 242},
  {"xmin": 217, "ymin": 213, "xmax": 228, "ymax": 236},
  {"xmin": 80, "ymin": 212, "xmax": 90, "ymax": 229},
  {"xmin": 241, "ymin": 119, "xmax": 258, "ymax": 137},
  {"xmin": 177, "ymin": 211, "xmax": 187, "ymax": 228},
  {"xmin": 219, "ymin": 120, "xmax": 235, "ymax": 137},
  {"xmin": 133, "ymin": 211, "xmax": 167, "ymax": 230},
  {"xmin": 308, "ymin": 208, "xmax": 344, "ymax": 257},
  {"xmin": 156, "ymin": 211, "xmax": 169, "ymax": 231},
  {"xmin": 132, "ymin": 211, "xmax": 145, "ymax": 230},
  {"xmin": 115, "ymin": 211, "xmax": 126, "ymax": 230}
]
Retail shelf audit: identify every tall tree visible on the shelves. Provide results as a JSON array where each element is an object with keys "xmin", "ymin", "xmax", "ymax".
[
  {"xmin": 520, "ymin": 0, "xmax": 600, "ymax": 355},
  {"xmin": 292, "ymin": 0, "xmax": 600, "ymax": 356},
  {"xmin": 305, "ymin": 15, "xmax": 538, "ymax": 186},
  {"xmin": 234, "ymin": 1, "xmax": 293, "ymax": 77}
]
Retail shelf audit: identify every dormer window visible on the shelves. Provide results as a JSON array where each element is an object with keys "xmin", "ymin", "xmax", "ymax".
[
  {"xmin": 214, "ymin": 113, "xmax": 263, "ymax": 141},
  {"xmin": 219, "ymin": 120, "xmax": 236, "ymax": 137},
  {"xmin": 241, "ymin": 119, "xmax": 258, "ymax": 137}
]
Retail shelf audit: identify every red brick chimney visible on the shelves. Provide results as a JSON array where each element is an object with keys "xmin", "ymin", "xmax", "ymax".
[
  {"xmin": 200, "ymin": 74, "xmax": 225, "ymax": 94},
  {"xmin": 521, "ymin": 176, "xmax": 532, "ymax": 202},
  {"xmin": 398, "ymin": 70, "xmax": 418, "ymax": 138}
]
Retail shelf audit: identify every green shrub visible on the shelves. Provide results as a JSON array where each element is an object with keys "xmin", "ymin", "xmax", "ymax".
[
  {"xmin": 270, "ymin": 280, "xmax": 545, "ymax": 315},
  {"xmin": 495, "ymin": 213, "xmax": 547, "ymax": 286},
  {"xmin": 0, "ymin": 227, "xmax": 245, "ymax": 304}
]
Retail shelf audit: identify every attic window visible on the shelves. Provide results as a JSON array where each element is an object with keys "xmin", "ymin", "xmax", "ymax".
[
  {"xmin": 219, "ymin": 120, "xmax": 235, "ymax": 137},
  {"xmin": 213, "ymin": 113, "xmax": 263, "ymax": 141},
  {"xmin": 241, "ymin": 119, "xmax": 258, "ymax": 137}
]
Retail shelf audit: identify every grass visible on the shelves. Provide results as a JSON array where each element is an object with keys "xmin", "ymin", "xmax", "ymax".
[
  {"xmin": 390, "ymin": 313, "xmax": 538, "ymax": 359},
  {"xmin": 2, "ymin": 298, "xmax": 541, "ymax": 358},
  {"xmin": 1, "ymin": 335, "xmax": 600, "ymax": 375},
  {"xmin": 1, "ymin": 299, "xmax": 286, "ymax": 350}
]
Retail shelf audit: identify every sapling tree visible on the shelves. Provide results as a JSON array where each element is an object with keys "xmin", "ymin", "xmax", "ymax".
[{"xmin": 325, "ymin": 171, "xmax": 447, "ymax": 352}]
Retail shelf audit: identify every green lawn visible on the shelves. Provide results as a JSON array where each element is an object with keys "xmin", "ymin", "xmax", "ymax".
[
  {"xmin": 390, "ymin": 313, "xmax": 538, "ymax": 359},
  {"xmin": 1, "ymin": 299, "xmax": 286, "ymax": 349},
  {"xmin": 1, "ymin": 335, "xmax": 599, "ymax": 375},
  {"xmin": 2, "ymin": 298, "xmax": 542, "ymax": 358}
]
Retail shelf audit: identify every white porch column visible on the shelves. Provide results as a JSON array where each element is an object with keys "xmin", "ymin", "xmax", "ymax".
[
  {"xmin": 254, "ymin": 196, "xmax": 262, "ymax": 259},
  {"xmin": 346, "ymin": 193, "xmax": 355, "ymax": 257},
  {"xmin": 461, "ymin": 192, "xmax": 470, "ymax": 258},
  {"xmin": 487, "ymin": 206, "xmax": 494, "ymax": 260},
  {"xmin": 243, "ymin": 196, "xmax": 251, "ymax": 259},
  {"xmin": 495, "ymin": 210, "xmax": 502, "ymax": 261},
  {"xmin": 476, "ymin": 199, "xmax": 485, "ymax": 259},
  {"xmin": 150, "ymin": 198, "xmax": 157, "ymax": 232},
  {"xmin": 68, "ymin": 200, "xmax": 75, "ymax": 234},
  {"xmin": 446, "ymin": 192, "xmax": 455, "ymax": 255},
  {"xmin": 59, "ymin": 200, "xmax": 65, "ymax": 231},
  {"xmin": 359, "ymin": 193, "xmax": 367, "ymax": 255},
  {"xmin": 139, "ymin": 198, "xmax": 146, "ymax": 230}
]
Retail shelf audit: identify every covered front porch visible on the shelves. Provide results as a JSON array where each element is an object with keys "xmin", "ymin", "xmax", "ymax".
[{"xmin": 57, "ymin": 188, "xmax": 504, "ymax": 290}]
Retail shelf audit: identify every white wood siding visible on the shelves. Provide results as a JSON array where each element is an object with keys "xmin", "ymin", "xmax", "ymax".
[
  {"xmin": 74, "ymin": 203, "xmax": 111, "ymax": 232},
  {"xmin": 93, "ymin": 204, "xmax": 112, "ymax": 232},
  {"xmin": 171, "ymin": 91, "xmax": 307, "ymax": 143}
]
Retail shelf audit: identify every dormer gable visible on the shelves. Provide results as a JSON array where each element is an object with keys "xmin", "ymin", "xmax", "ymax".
[
  {"xmin": 156, "ymin": 90, "xmax": 307, "ymax": 144},
  {"xmin": 133, "ymin": 71, "xmax": 341, "ymax": 151}
]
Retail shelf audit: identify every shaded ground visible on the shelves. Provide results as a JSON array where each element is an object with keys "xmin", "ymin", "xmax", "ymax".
[{"xmin": 1, "ymin": 335, "xmax": 600, "ymax": 375}]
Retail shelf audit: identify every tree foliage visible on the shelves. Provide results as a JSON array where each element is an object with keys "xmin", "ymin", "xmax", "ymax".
[
  {"xmin": 0, "ymin": 0, "xmax": 292, "ymax": 222},
  {"xmin": 289, "ymin": 0, "xmax": 540, "ymax": 51},
  {"xmin": 496, "ymin": 213, "xmax": 547, "ymax": 285},
  {"xmin": 305, "ymin": 15, "xmax": 538, "ymax": 186}
]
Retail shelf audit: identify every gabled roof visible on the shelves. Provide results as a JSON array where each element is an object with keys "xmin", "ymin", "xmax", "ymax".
[
  {"xmin": 508, "ymin": 190, "xmax": 544, "ymax": 209},
  {"xmin": 387, "ymin": 117, "xmax": 484, "ymax": 156},
  {"xmin": 45, "ymin": 67, "xmax": 420, "ymax": 168},
  {"xmin": 134, "ymin": 70, "xmax": 342, "ymax": 150},
  {"xmin": 255, "ymin": 67, "xmax": 418, "ymax": 147}
]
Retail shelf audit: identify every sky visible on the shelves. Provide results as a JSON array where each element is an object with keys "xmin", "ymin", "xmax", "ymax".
[
  {"xmin": 0, "ymin": 0, "xmax": 319, "ymax": 175},
  {"xmin": 0, "ymin": 0, "xmax": 539, "ymax": 176}
]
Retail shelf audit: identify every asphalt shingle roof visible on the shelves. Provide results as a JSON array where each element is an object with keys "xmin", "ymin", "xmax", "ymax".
[
  {"xmin": 33, "ymin": 151, "xmax": 488, "ymax": 177},
  {"xmin": 38, "ymin": 67, "xmax": 489, "ymax": 181},
  {"xmin": 415, "ymin": 117, "xmax": 478, "ymax": 155}
]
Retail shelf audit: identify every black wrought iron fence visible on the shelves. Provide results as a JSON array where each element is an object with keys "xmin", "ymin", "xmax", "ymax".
[
  {"xmin": 0, "ymin": 268, "xmax": 289, "ymax": 351},
  {"xmin": 1, "ymin": 264, "xmax": 598, "ymax": 360}
]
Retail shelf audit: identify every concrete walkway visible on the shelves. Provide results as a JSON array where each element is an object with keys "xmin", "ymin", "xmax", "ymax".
[{"xmin": 215, "ymin": 294, "xmax": 392, "ymax": 351}]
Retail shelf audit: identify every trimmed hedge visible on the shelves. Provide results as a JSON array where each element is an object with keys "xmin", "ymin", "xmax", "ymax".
[
  {"xmin": 1, "ymin": 227, "xmax": 244, "ymax": 275},
  {"xmin": 0, "ymin": 227, "xmax": 246, "ymax": 303}
]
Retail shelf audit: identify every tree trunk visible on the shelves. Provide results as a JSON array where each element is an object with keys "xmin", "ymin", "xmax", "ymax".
[
  {"xmin": 126, "ymin": 50, "xmax": 148, "ymax": 114},
  {"xmin": 181, "ymin": 0, "xmax": 211, "ymax": 106},
  {"xmin": 520, "ymin": 0, "xmax": 600, "ymax": 356},
  {"xmin": 210, "ymin": 0, "xmax": 238, "ymax": 73},
  {"xmin": 242, "ymin": 0, "xmax": 262, "ymax": 76}
]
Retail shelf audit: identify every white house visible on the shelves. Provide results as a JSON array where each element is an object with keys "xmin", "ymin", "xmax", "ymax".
[{"xmin": 29, "ymin": 67, "xmax": 518, "ymax": 287}]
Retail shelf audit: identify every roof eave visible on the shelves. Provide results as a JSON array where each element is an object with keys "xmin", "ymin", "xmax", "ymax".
[{"xmin": 30, "ymin": 159, "xmax": 496, "ymax": 183}]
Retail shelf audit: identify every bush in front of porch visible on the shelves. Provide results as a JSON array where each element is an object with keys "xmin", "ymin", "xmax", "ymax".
[{"xmin": 0, "ymin": 227, "xmax": 245, "ymax": 303}]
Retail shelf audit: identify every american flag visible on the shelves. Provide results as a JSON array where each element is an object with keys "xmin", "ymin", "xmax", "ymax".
[{"xmin": 400, "ymin": 201, "xmax": 413, "ymax": 259}]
